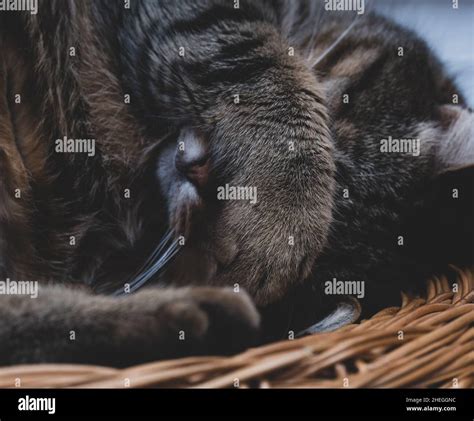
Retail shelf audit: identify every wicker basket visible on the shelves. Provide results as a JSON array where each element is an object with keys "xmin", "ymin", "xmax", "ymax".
[{"xmin": 1, "ymin": 269, "xmax": 472, "ymax": 388}]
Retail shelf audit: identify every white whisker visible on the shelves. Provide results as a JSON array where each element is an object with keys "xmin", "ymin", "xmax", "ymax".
[
  {"xmin": 113, "ymin": 230, "xmax": 181, "ymax": 296},
  {"xmin": 311, "ymin": 16, "xmax": 359, "ymax": 69}
]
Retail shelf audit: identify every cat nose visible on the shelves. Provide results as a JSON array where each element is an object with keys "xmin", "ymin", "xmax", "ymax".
[
  {"xmin": 175, "ymin": 128, "xmax": 210, "ymax": 190},
  {"xmin": 175, "ymin": 153, "xmax": 210, "ymax": 189}
]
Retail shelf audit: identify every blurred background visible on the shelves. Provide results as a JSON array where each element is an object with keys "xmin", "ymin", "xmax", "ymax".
[{"xmin": 374, "ymin": 0, "xmax": 474, "ymax": 107}]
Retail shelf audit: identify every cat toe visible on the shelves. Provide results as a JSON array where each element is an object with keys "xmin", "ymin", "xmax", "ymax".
[{"xmin": 182, "ymin": 287, "xmax": 261, "ymax": 355}]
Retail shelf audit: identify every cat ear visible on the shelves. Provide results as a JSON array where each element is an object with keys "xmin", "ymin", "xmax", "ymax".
[{"xmin": 435, "ymin": 105, "xmax": 474, "ymax": 175}]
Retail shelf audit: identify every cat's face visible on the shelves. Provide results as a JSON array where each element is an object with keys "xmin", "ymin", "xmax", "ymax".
[{"xmin": 156, "ymin": 64, "xmax": 336, "ymax": 306}]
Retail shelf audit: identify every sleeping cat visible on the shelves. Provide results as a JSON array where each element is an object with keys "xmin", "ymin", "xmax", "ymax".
[{"xmin": 0, "ymin": 0, "xmax": 472, "ymax": 366}]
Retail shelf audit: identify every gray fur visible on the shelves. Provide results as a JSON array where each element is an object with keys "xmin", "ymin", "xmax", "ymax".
[{"xmin": 0, "ymin": 0, "xmax": 472, "ymax": 364}]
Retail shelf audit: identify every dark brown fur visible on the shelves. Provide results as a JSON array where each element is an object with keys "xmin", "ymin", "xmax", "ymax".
[{"xmin": 0, "ymin": 1, "xmax": 472, "ymax": 364}]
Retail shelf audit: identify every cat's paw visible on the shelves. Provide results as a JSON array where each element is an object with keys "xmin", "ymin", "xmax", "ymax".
[{"xmin": 142, "ymin": 287, "xmax": 261, "ymax": 356}]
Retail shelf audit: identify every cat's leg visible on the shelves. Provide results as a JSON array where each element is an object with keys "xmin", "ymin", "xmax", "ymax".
[{"xmin": 0, "ymin": 284, "xmax": 259, "ymax": 366}]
